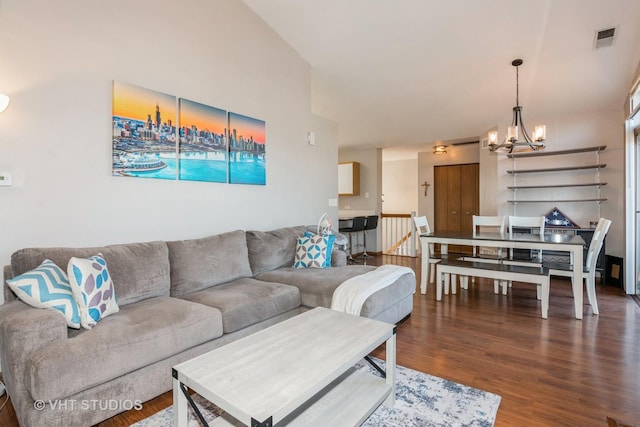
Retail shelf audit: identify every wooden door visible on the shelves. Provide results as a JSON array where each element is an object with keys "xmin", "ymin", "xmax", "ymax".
[
  {"xmin": 434, "ymin": 163, "xmax": 479, "ymax": 254},
  {"xmin": 460, "ymin": 163, "xmax": 479, "ymax": 233},
  {"xmin": 434, "ymin": 165, "xmax": 463, "ymax": 232}
]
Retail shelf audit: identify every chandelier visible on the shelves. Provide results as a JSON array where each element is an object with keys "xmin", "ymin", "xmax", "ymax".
[{"xmin": 488, "ymin": 59, "xmax": 546, "ymax": 153}]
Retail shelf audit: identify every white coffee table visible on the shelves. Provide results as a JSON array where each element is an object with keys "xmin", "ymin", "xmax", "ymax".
[{"xmin": 172, "ymin": 307, "xmax": 396, "ymax": 426}]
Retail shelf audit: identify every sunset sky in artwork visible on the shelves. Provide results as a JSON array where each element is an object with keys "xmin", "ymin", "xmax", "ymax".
[
  {"xmin": 113, "ymin": 81, "xmax": 265, "ymax": 143},
  {"xmin": 179, "ymin": 98, "xmax": 226, "ymax": 135},
  {"xmin": 229, "ymin": 112, "xmax": 266, "ymax": 144},
  {"xmin": 112, "ymin": 81, "xmax": 175, "ymax": 122}
]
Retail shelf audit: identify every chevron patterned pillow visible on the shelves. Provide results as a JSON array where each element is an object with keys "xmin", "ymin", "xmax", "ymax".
[{"xmin": 7, "ymin": 260, "xmax": 81, "ymax": 329}]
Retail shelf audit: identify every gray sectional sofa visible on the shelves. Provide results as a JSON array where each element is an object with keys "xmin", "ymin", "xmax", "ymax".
[{"xmin": 0, "ymin": 225, "xmax": 415, "ymax": 426}]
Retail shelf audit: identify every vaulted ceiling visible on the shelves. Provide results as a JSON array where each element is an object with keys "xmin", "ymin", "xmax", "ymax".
[{"xmin": 242, "ymin": 0, "xmax": 640, "ymax": 152}]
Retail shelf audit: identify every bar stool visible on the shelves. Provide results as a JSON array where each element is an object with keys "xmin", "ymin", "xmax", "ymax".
[
  {"xmin": 358, "ymin": 215, "xmax": 379, "ymax": 260},
  {"xmin": 338, "ymin": 216, "xmax": 367, "ymax": 264}
]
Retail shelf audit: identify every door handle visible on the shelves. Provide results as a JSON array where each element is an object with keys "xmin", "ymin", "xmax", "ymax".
[
  {"xmin": 451, "ymin": 211, "xmax": 457, "ymax": 215},
  {"xmin": 465, "ymin": 211, "xmax": 470, "ymax": 215}
]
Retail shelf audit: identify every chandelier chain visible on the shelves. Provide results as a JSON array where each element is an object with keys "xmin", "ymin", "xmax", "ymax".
[{"xmin": 515, "ymin": 65, "xmax": 519, "ymax": 107}]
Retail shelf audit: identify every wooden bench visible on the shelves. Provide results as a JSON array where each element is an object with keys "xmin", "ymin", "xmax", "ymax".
[
  {"xmin": 458, "ymin": 255, "xmax": 544, "ymax": 290},
  {"xmin": 436, "ymin": 257, "xmax": 550, "ymax": 319}
]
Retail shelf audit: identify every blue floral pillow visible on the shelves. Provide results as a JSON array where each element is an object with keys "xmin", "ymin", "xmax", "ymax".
[
  {"xmin": 294, "ymin": 234, "xmax": 329, "ymax": 269},
  {"xmin": 68, "ymin": 253, "xmax": 119, "ymax": 329},
  {"xmin": 6, "ymin": 260, "xmax": 81, "ymax": 329}
]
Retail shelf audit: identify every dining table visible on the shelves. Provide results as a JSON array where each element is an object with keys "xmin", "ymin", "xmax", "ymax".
[{"xmin": 419, "ymin": 230, "xmax": 587, "ymax": 319}]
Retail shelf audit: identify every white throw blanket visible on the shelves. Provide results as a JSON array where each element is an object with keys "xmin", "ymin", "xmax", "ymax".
[{"xmin": 331, "ymin": 265, "xmax": 415, "ymax": 315}]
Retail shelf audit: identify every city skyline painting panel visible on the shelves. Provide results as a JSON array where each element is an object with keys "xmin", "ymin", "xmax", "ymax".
[
  {"xmin": 228, "ymin": 112, "xmax": 266, "ymax": 185},
  {"xmin": 112, "ymin": 81, "xmax": 177, "ymax": 180},
  {"xmin": 178, "ymin": 98, "xmax": 228, "ymax": 183}
]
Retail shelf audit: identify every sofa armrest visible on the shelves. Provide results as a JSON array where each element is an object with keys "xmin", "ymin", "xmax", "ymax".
[
  {"xmin": 3, "ymin": 264, "xmax": 17, "ymax": 302},
  {"xmin": 0, "ymin": 300, "xmax": 68, "ymax": 397},
  {"xmin": 331, "ymin": 231, "xmax": 348, "ymax": 267},
  {"xmin": 331, "ymin": 249, "xmax": 347, "ymax": 267}
]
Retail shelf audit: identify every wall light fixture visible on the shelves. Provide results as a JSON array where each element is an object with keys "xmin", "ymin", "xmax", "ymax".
[{"xmin": 433, "ymin": 145, "xmax": 447, "ymax": 155}]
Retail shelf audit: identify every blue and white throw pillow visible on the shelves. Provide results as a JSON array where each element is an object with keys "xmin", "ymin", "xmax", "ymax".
[
  {"xmin": 294, "ymin": 234, "xmax": 329, "ymax": 269},
  {"xmin": 304, "ymin": 231, "xmax": 336, "ymax": 267},
  {"xmin": 68, "ymin": 253, "xmax": 119, "ymax": 329},
  {"xmin": 6, "ymin": 259, "xmax": 81, "ymax": 329}
]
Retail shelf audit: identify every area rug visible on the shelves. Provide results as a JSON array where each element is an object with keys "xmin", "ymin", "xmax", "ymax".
[{"xmin": 132, "ymin": 359, "xmax": 501, "ymax": 426}]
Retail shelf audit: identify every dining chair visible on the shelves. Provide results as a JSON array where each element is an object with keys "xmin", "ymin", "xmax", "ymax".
[
  {"xmin": 544, "ymin": 217, "xmax": 611, "ymax": 315},
  {"xmin": 499, "ymin": 215, "xmax": 547, "ymax": 294},
  {"xmin": 338, "ymin": 216, "xmax": 367, "ymax": 264},
  {"xmin": 508, "ymin": 215, "xmax": 546, "ymax": 262},
  {"xmin": 472, "ymin": 215, "xmax": 507, "ymax": 258},
  {"xmin": 460, "ymin": 215, "xmax": 507, "ymax": 292},
  {"xmin": 413, "ymin": 216, "xmax": 441, "ymax": 285}
]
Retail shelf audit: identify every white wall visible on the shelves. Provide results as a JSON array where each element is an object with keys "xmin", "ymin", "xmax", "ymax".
[
  {"xmin": 382, "ymin": 159, "xmax": 418, "ymax": 214},
  {"xmin": 338, "ymin": 148, "xmax": 382, "ymax": 212},
  {"xmin": 479, "ymin": 132, "xmax": 499, "ymax": 215},
  {"xmin": 0, "ymin": 0, "xmax": 339, "ymax": 301}
]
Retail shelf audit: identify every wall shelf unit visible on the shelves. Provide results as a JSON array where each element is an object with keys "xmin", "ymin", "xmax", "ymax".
[
  {"xmin": 506, "ymin": 145, "xmax": 607, "ymax": 158},
  {"xmin": 506, "ymin": 164, "xmax": 606, "ymax": 174},
  {"xmin": 506, "ymin": 145, "xmax": 607, "ymax": 216},
  {"xmin": 508, "ymin": 183, "xmax": 607, "ymax": 190},
  {"xmin": 507, "ymin": 199, "xmax": 607, "ymax": 203}
]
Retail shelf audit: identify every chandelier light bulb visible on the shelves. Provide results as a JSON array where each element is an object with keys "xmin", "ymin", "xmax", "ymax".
[
  {"xmin": 534, "ymin": 125, "xmax": 546, "ymax": 142},
  {"xmin": 488, "ymin": 131, "xmax": 498, "ymax": 146}
]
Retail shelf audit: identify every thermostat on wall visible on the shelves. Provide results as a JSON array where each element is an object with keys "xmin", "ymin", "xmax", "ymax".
[{"xmin": 0, "ymin": 172, "xmax": 13, "ymax": 186}]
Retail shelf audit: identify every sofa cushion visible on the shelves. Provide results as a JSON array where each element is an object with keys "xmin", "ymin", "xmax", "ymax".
[
  {"xmin": 255, "ymin": 266, "xmax": 416, "ymax": 318},
  {"xmin": 330, "ymin": 249, "xmax": 347, "ymax": 267},
  {"xmin": 10, "ymin": 242, "xmax": 170, "ymax": 307},
  {"xmin": 180, "ymin": 278, "xmax": 300, "ymax": 333},
  {"xmin": 303, "ymin": 231, "xmax": 336, "ymax": 268},
  {"xmin": 68, "ymin": 253, "xmax": 120, "ymax": 329},
  {"xmin": 26, "ymin": 296, "xmax": 223, "ymax": 402},
  {"xmin": 246, "ymin": 226, "xmax": 307, "ymax": 275},
  {"xmin": 293, "ymin": 234, "xmax": 329, "ymax": 269},
  {"xmin": 6, "ymin": 260, "xmax": 82, "ymax": 329},
  {"xmin": 168, "ymin": 230, "xmax": 253, "ymax": 297}
]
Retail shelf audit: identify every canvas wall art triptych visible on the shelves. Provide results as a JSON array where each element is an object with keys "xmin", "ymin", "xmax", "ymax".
[{"xmin": 112, "ymin": 81, "xmax": 266, "ymax": 185}]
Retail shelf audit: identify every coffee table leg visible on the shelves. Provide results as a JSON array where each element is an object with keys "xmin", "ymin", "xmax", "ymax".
[
  {"xmin": 384, "ymin": 330, "xmax": 396, "ymax": 406},
  {"xmin": 173, "ymin": 376, "xmax": 188, "ymax": 427}
]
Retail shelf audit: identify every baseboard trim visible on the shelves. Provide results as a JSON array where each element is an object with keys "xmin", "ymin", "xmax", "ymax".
[{"xmin": 350, "ymin": 251, "xmax": 382, "ymax": 258}]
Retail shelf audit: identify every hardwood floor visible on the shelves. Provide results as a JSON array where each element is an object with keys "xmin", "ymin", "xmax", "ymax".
[{"xmin": 1, "ymin": 254, "xmax": 639, "ymax": 426}]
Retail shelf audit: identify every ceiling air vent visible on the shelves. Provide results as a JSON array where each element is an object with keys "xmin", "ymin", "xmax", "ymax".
[{"xmin": 594, "ymin": 27, "xmax": 616, "ymax": 49}]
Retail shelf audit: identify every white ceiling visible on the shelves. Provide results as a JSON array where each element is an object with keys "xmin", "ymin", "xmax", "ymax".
[{"xmin": 242, "ymin": 0, "xmax": 640, "ymax": 156}]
